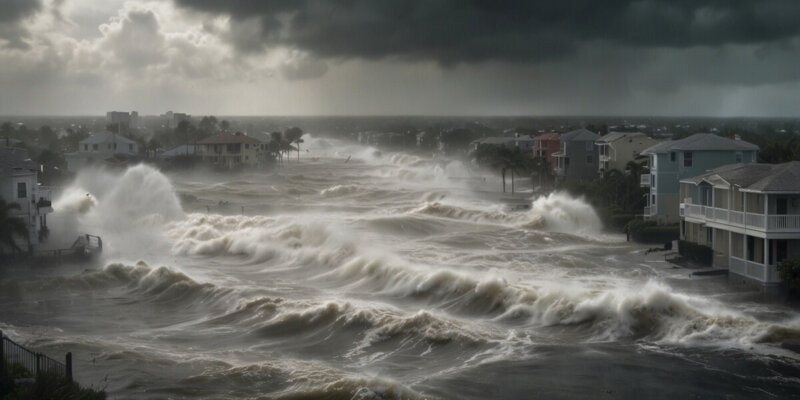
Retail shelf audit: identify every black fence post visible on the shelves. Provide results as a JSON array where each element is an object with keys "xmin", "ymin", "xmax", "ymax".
[
  {"xmin": 65, "ymin": 352, "xmax": 72, "ymax": 382},
  {"xmin": 35, "ymin": 353, "xmax": 41, "ymax": 379}
]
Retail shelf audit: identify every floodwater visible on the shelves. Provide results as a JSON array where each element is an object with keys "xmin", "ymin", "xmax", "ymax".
[{"xmin": 2, "ymin": 135, "xmax": 800, "ymax": 399}]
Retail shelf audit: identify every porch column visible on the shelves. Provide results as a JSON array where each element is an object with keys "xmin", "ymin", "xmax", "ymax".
[
  {"xmin": 728, "ymin": 230, "xmax": 732, "ymax": 266},
  {"xmin": 743, "ymin": 193, "xmax": 747, "ymax": 228}
]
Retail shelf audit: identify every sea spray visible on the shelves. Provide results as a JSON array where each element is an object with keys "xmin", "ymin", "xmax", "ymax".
[
  {"xmin": 529, "ymin": 192, "xmax": 603, "ymax": 234},
  {"xmin": 49, "ymin": 164, "xmax": 184, "ymax": 260}
]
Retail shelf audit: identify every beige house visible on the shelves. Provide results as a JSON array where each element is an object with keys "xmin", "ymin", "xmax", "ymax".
[
  {"xmin": 197, "ymin": 133, "xmax": 265, "ymax": 169},
  {"xmin": 680, "ymin": 161, "xmax": 800, "ymax": 286},
  {"xmin": 595, "ymin": 132, "xmax": 659, "ymax": 175}
]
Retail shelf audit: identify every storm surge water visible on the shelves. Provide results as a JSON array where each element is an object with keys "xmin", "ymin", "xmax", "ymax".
[{"xmin": 2, "ymin": 139, "xmax": 800, "ymax": 399}]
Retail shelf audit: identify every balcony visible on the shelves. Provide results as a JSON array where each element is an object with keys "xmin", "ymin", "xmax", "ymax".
[
  {"xmin": 729, "ymin": 256, "xmax": 780, "ymax": 283},
  {"xmin": 640, "ymin": 174, "xmax": 651, "ymax": 187},
  {"xmin": 682, "ymin": 203, "xmax": 800, "ymax": 233}
]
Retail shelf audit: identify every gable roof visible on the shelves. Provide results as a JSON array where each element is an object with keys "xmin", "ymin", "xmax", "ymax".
[
  {"xmin": 681, "ymin": 161, "xmax": 800, "ymax": 193},
  {"xmin": 643, "ymin": 133, "xmax": 757, "ymax": 154},
  {"xmin": 596, "ymin": 131, "xmax": 649, "ymax": 143},
  {"xmin": 561, "ymin": 128, "xmax": 599, "ymax": 142},
  {"xmin": 80, "ymin": 132, "xmax": 138, "ymax": 146},
  {"xmin": 0, "ymin": 147, "xmax": 38, "ymax": 174},
  {"xmin": 198, "ymin": 133, "xmax": 262, "ymax": 145}
]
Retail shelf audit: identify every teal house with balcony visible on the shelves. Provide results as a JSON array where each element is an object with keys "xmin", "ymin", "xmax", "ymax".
[{"xmin": 640, "ymin": 133, "xmax": 758, "ymax": 224}]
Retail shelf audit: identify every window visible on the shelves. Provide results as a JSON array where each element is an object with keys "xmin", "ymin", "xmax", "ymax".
[
  {"xmin": 93, "ymin": 144, "xmax": 98, "ymax": 151},
  {"xmin": 17, "ymin": 182, "xmax": 26, "ymax": 198},
  {"xmin": 684, "ymin": 151, "xmax": 693, "ymax": 167},
  {"xmin": 245, "ymin": 144, "xmax": 250, "ymax": 149},
  {"xmin": 84, "ymin": 144, "xmax": 88, "ymax": 151},
  {"xmin": 651, "ymin": 194, "xmax": 656, "ymax": 205},
  {"xmin": 706, "ymin": 227, "xmax": 713, "ymax": 244},
  {"xmin": 670, "ymin": 152, "xmax": 676, "ymax": 162},
  {"xmin": 735, "ymin": 152, "xmax": 742, "ymax": 163},
  {"xmin": 585, "ymin": 141, "xmax": 593, "ymax": 151},
  {"xmin": 586, "ymin": 155, "xmax": 593, "ymax": 164}
]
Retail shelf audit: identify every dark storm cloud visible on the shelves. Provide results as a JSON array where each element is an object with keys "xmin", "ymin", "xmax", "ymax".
[
  {"xmin": 0, "ymin": 0, "xmax": 42, "ymax": 48},
  {"xmin": 175, "ymin": 0, "xmax": 800, "ymax": 64}
]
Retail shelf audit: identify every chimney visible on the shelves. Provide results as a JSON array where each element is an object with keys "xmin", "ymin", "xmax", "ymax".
[{"xmin": 734, "ymin": 134, "xmax": 741, "ymax": 141}]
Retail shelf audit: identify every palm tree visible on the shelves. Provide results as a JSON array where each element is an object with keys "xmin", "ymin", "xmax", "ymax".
[{"xmin": 0, "ymin": 198, "xmax": 29, "ymax": 257}]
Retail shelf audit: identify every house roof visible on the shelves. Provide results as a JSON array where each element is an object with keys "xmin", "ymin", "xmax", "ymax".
[
  {"xmin": 0, "ymin": 147, "xmax": 38, "ymax": 174},
  {"xmin": 596, "ymin": 131, "xmax": 649, "ymax": 143},
  {"xmin": 681, "ymin": 161, "xmax": 800, "ymax": 193},
  {"xmin": 80, "ymin": 131, "xmax": 138, "ymax": 146},
  {"xmin": 198, "ymin": 133, "xmax": 262, "ymax": 145},
  {"xmin": 643, "ymin": 133, "xmax": 757, "ymax": 154},
  {"xmin": 534, "ymin": 132, "xmax": 560, "ymax": 141},
  {"xmin": 560, "ymin": 128, "xmax": 599, "ymax": 142}
]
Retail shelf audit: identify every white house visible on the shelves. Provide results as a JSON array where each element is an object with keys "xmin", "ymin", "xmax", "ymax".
[
  {"xmin": 66, "ymin": 132, "xmax": 139, "ymax": 172},
  {"xmin": 0, "ymin": 147, "xmax": 53, "ymax": 252},
  {"xmin": 680, "ymin": 161, "xmax": 800, "ymax": 286}
]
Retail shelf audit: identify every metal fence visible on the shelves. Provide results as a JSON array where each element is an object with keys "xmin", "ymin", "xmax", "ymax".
[{"xmin": 0, "ymin": 330, "xmax": 72, "ymax": 382}]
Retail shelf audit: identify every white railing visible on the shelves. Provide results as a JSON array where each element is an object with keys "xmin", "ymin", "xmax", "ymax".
[
  {"xmin": 768, "ymin": 215, "xmax": 800, "ymax": 231},
  {"xmin": 682, "ymin": 202, "xmax": 800, "ymax": 233},
  {"xmin": 640, "ymin": 174, "xmax": 651, "ymax": 187},
  {"xmin": 729, "ymin": 256, "xmax": 780, "ymax": 283},
  {"xmin": 745, "ymin": 213, "xmax": 766, "ymax": 229},
  {"xmin": 643, "ymin": 205, "xmax": 655, "ymax": 216}
]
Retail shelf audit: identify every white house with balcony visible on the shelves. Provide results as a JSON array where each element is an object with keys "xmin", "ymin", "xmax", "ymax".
[
  {"xmin": 65, "ymin": 131, "xmax": 140, "ymax": 172},
  {"xmin": 679, "ymin": 161, "xmax": 800, "ymax": 286},
  {"xmin": 0, "ymin": 147, "xmax": 53, "ymax": 253}
]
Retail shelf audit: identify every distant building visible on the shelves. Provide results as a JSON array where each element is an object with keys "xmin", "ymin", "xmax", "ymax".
[
  {"xmin": 641, "ymin": 133, "xmax": 758, "ymax": 224},
  {"xmin": 532, "ymin": 132, "xmax": 560, "ymax": 169},
  {"xmin": 197, "ymin": 133, "xmax": 265, "ymax": 169},
  {"xmin": 0, "ymin": 147, "xmax": 52, "ymax": 252},
  {"xmin": 161, "ymin": 111, "xmax": 191, "ymax": 129},
  {"xmin": 159, "ymin": 145, "xmax": 196, "ymax": 160},
  {"xmin": 106, "ymin": 111, "xmax": 139, "ymax": 130},
  {"xmin": 680, "ymin": 161, "xmax": 800, "ymax": 286},
  {"xmin": 553, "ymin": 128, "xmax": 600, "ymax": 182},
  {"xmin": 595, "ymin": 132, "xmax": 660, "ymax": 175},
  {"xmin": 470, "ymin": 135, "xmax": 534, "ymax": 152},
  {"xmin": 65, "ymin": 132, "xmax": 140, "ymax": 172}
]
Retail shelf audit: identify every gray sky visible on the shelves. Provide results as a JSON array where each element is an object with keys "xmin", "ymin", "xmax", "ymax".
[{"xmin": 1, "ymin": 0, "xmax": 799, "ymax": 116}]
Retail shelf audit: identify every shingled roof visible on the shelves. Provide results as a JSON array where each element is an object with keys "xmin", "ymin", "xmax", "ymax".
[
  {"xmin": 198, "ymin": 133, "xmax": 262, "ymax": 145},
  {"xmin": 560, "ymin": 128, "xmax": 599, "ymax": 142},
  {"xmin": 0, "ymin": 147, "xmax": 38, "ymax": 174},
  {"xmin": 681, "ymin": 161, "xmax": 800, "ymax": 193},
  {"xmin": 643, "ymin": 133, "xmax": 758, "ymax": 154}
]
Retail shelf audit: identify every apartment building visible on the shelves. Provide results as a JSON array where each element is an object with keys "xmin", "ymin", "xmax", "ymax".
[{"xmin": 641, "ymin": 133, "xmax": 758, "ymax": 224}]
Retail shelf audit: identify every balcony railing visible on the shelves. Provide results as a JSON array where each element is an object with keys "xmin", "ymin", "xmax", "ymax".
[
  {"xmin": 643, "ymin": 205, "xmax": 655, "ymax": 216},
  {"xmin": 682, "ymin": 203, "xmax": 800, "ymax": 233},
  {"xmin": 729, "ymin": 256, "xmax": 780, "ymax": 283},
  {"xmin": 640, "ymin": 174, "xmax": 651, "ymax": 187}
]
